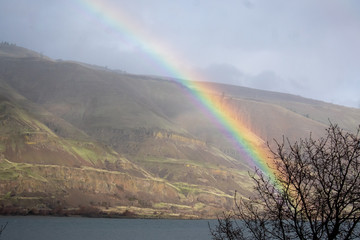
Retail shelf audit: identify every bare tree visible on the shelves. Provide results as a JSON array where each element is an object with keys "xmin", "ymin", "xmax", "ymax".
[
  {"xmin": 210, "ymin": 123, "xmax": 360, "ymax": 240},
  {"xmin": 0, "ymin": 222, "xmax": 7, "ymax": 239}
]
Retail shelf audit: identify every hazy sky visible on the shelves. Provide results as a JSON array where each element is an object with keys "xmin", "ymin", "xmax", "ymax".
[{"xmin": 1, "ymin": 0, "xmax": 359, "ymax": 108}]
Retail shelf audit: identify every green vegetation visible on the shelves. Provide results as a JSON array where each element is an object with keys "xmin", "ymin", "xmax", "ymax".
[
  {"xmin": 173, "ymin": 182, "xmax": 232, "ymax": 198},
  {"xmin": 0, "ymin": 160, "xmax": 46, "ymax": 182},
  {"xmin": 0, "ymin": 45, "xmax": 359, "ymax": 218},
  {"xmin": 152, "ymin": 202, "xmax": 192, "ymax": 210}
]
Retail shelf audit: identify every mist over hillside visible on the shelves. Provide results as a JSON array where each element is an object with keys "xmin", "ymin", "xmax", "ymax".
[{"xmin": 0, "ymin": 44, "xmax": 359, "ymax": 218}]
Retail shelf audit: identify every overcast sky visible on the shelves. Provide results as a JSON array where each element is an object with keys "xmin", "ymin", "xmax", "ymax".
[{"xmin": 1, "ymin": 0, "xmax": 359, "ymax": 108}]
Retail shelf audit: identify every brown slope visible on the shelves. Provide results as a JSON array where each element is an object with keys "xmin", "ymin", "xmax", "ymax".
[
  {"xmin": 0, "ymin": 80, "xmax": 245, "ymax": 218},
  {"xmin": 0, "ymin": 49, "xmax": 255, "ymax": 217},
  {"xmin": 0, "ymin": 42, "xmax": 47, "ymax": 59},
  {"xmin": 190, "ymin": 82, "xmax": 360, "ymax": 145},
  {"xmin": 0, "ymin": 45, "xmax": 359, "ymax": 218}
]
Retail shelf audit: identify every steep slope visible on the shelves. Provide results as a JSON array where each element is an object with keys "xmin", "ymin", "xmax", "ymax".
[
  {"xmin": 0, "ymin": 80, "xmax": 248, "ymax": 218},
  {"xmin": 0, "ymin": 42, "xmax": 47, "ymax": 59},
  {"xmin": 0, "ymin": 46, "xmax": 256, "ymax": 217},
  {"xmin": 0, "ymin": 44, "xmax": 359, "ymax": 218},
  {"xmin": 196, "ymin": 82, "xmax": 360, "ymax": 137}
]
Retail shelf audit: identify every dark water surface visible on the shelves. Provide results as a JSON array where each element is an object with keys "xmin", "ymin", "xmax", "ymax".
[{"xmin": 0, "ymin": 216, "xmax": 215, "ymax": 240}]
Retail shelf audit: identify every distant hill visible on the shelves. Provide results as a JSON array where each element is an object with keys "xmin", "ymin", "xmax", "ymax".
[
  {"xmin": 0, "ymin": 42, "xmax": 48, "ymax": 59},
  {"xmin": 0, "ymin": 44, "xmax": 359, "ymax": 218}
]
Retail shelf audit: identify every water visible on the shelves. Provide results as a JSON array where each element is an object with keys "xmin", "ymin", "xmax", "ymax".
[{"xmin": 0, "ymin": 216, "xmax": 215, "ymax": 240}]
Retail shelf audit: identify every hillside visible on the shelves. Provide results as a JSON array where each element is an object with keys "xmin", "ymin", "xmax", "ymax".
[{"xmin": 0, "ymin": 44, "xmax": 359, "ymax": 218}]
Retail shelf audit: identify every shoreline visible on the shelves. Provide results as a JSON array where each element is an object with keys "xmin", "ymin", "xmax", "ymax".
[{"xmin": 0, "ymin": 208, "xmax": 215, "ymax": 220}]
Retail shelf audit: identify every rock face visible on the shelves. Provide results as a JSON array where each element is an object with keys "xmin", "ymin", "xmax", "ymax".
[
  {"xmin": 0, "ymin": 162, "xmax": 178, "ymax": 207},
  {"xmin": 0, "ymin": 44, "xmax": 359, "ymax": 218},
  {"xmin": 0, "ymin": 159, "xmax": 237, "ymax": 218}
]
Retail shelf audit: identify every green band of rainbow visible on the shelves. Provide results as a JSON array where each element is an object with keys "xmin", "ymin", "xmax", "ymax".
[{"xmin": 77, "ymin": 0, "xmax": 275, "ymax": 179}]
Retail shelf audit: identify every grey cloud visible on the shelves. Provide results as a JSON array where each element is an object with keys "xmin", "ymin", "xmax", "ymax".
[
  {"xmin": 0, "ymin": 0, "xmax": 359, "ymax": 108},
  {"xmin": 242, "ymin": 0, "xmax": 254, "ymax": 9},
  {"xmin": 198, "ymin": 64, "xmax": 244, "ymax": 85},
  {"xmin": 249, "ymin": 71, "xmax": 282, "ymax": 92}
]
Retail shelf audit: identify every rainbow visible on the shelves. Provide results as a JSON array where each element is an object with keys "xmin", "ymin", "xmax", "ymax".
[{"xmin": 76, "ymin": 0, "xmax": 275, "ymax": 179}]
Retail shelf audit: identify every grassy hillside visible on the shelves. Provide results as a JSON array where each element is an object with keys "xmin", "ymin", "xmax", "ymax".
[
  {"xmin": 197, "ymin": 82, "xmax": 360, "ymax": 136},
  {"xmin": 0, "ymin": 44, "xmax": 359, "ymax": 218},
  {"xmin": 0, "ymin": 79, "xmax": 250, "ymax": 217}
]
